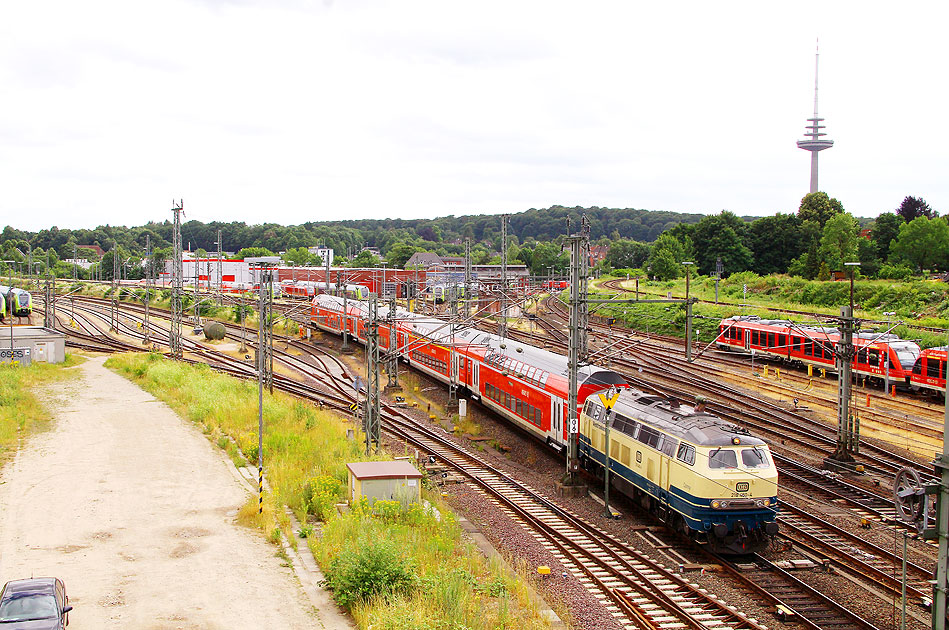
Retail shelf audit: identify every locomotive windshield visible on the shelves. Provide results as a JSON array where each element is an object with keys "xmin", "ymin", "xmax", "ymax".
[
  {"xmin": 741, "ymin": 447, "xmax": 771, "ymax": 468},
  {"xmin": 708, "ymin": 448, "xmax": 738, "ymax": 469},
  {"xmin": 708, "ymin": 447, "xmax": 771, "ymax": 470}
]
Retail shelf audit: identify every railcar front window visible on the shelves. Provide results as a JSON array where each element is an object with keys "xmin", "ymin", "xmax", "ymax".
[
  {"xmin": 741, "ymin": 447, "xmax": 770, "ymax": 468},
  {"xmin": 708, "ymin": 448, "xmax": 738, "ymax": 469}
]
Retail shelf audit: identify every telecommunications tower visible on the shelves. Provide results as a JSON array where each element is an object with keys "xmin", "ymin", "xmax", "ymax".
[{"xmin": 797, "ymin": 44, "xmax": 834, "ymax": 193}]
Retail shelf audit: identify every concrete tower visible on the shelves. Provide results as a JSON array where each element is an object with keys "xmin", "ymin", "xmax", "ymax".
[{"xmin": 797, "ymin": 46, "xmax": 833, "ymax": 193}]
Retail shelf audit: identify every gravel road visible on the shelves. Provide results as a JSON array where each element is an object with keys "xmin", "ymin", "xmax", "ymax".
[{"xmin": 0, "ymin": 356, "xmax": 326, "ymax": 629}]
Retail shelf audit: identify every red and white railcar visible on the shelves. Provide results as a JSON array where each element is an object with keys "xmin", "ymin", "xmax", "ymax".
[
  {"xmin": 717, "ymin": 316, "xmax": 920, "ymax": 387},
  {"xmin": 311, "ymin": 294, "xmax": 627, "ymax": 449},
  {"xmin": 910, "ymin": 346, "xmax": 947, "ymax": 394}
]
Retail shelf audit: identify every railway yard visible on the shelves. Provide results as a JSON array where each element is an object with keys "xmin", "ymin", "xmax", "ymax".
[{"xmin": 5, "ymin": 277, "xmax": 947, "ymax": 630}]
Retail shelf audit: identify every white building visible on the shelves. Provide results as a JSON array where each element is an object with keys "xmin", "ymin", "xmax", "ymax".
[{"xmin": 308, "ymin": 246, "xmax": 334, "ymax": 266}]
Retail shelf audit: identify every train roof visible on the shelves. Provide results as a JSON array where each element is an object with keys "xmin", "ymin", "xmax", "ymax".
[
  {"xmin": 313, "ymin": 294, "xmax": 626, "ymax": 387},
  {"xmin": 609, "ymin": 388, "xmax": 767, "ymax": 448}
]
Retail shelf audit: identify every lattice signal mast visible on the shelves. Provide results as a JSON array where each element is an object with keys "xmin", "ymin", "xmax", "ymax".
[
  {"xmin": 797, "ymin": 44, "xmax": 834, "ymax": 193},
  {"xmin": 170, "ymin": 200, "xmax": 184, "ymax": 359}
]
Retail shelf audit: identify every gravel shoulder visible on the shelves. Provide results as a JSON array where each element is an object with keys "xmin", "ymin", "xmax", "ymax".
[{"xmin": 0, "ymin": 355, "xmax": 327, "ymax": 629}]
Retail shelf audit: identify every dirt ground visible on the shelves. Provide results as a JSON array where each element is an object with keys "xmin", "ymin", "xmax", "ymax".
[{"xmin": 0, "ymin": 356, "xmax": 330, "ymax": 629}]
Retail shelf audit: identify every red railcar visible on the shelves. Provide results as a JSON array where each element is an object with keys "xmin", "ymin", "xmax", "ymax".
[
  {"xmin": 311, "ymin": 294, "xmax": 627, "ymax": 448},
  {"xmin": 716, "ymin": 316, "xmax": 920, "ymax": 387},
  {"xmin": 910, "ymin": 346, "xmax": 947, "ymax": 394}
]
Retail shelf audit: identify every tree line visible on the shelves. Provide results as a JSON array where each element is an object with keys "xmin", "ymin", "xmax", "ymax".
[{"xmin": 0, "ymin": 196, "xmax": 941, "ymax": 281}]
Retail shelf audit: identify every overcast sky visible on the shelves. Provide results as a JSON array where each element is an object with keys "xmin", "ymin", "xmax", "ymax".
[{"xmin": 3, "ymin": 1, "xmax": 946, "ymax": 232}]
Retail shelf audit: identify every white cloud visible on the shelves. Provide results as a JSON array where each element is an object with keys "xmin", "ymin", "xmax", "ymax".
[{"xmin": 2, "ymin": 0, "xmax": 947, "ymax": 231}]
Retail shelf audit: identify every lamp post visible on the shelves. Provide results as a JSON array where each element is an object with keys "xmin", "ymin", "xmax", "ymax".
[
  {"xmin": 844, "ymin": 262, "xmax": 861, "ymax": 312},
  {"xmin": 683, "ymin": 262, "xmax": 695, "ymax": 362},
  {"xmin": 883, "ymin": 311, "xmax": 896, "ymax": 393},
  {"xmin": 3, "ymin": 260, "xmax": 14, "ymax": 355}
]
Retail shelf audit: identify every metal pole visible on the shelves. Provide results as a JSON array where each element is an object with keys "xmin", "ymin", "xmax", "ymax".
[
  {"xmin": 604, "ymin": 409, "xmax": 612, "ymax": 517},
  {"xmin": 684, "ymin": 262, "xmax": 694, "ymax": 363},
  {"xmin": 170, "ymin": 200, "xmax": 184, "ymax": 359},
  {"xmin": 499, "ymin": 215, "xmax": 507, "ymax": 339},
  {"xmin": 934, "ymin": 324, "xmax": 949, "ymax": 630},
  {"xmin": 257, "ymin": 271, "xmax": 265, "ymax": 514},
  {"xmin": 144, "ymin": 234, "xmax": 151, "ymax": 346}
]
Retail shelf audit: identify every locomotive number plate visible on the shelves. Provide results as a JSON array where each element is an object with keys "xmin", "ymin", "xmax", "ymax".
[{"xmin": 735, "ymin": 482, "xmax": 749, "ymax": 492}]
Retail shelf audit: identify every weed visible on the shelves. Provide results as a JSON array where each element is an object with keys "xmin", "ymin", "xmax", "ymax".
[
  {"xmin": 268, "ymin": 527, "xmax": 282, "ymax": 544},
  {"xmin": 297, "ymin": 524, "xmax": 315, "ymax": 539}
]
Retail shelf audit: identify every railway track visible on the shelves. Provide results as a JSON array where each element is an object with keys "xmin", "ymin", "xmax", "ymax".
[
  {"xmin": 48, "ymin": 291, "xmax": 938, "ymax": 630},
  {"xmin": 53, "ymin": 294, "xmax": 778, "ymax": 630}
]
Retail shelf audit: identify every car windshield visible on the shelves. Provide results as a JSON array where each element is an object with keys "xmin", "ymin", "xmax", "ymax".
[
  {"xmin": 0, "ymin": 593, "xmax": 58, "ymax": 622},
  {"xmin": 708, "ymin": 448, "xmax": 738, "ymax": 469}
]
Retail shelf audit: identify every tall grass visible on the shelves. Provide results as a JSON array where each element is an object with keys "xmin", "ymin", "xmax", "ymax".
[
  {"xmin": 106, "ymin": 352, "xmax": 553, "ymax": 629},
  {"xmin": 0, "ymin": 354, "xmax": 84, "ymax": 464}
]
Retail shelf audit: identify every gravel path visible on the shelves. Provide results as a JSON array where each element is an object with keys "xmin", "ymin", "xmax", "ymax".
[{"xmin": 0, "ymin": 356, "xmax": 342, "ymax": 629}]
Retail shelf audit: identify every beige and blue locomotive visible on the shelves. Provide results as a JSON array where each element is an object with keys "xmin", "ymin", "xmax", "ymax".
[{"xmin": 580, "ymin": 389, "xmax": 778, "ymax": 554}]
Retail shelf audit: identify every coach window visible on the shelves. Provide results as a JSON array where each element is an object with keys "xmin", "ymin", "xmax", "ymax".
[
  {"xmin": 662, "ymin": 438, "xmax": 677, "ymax": 457},
  {"xmin": 676, "ymin": 443, "xmax": 695, "ymax": 466},
  {"xmin": 867, "ymin": 349, "xmax": 879, "ymax": 366},
  {"xmin": 778, "ymin": 334, "xmax": 786, "ymax": 349},
  {"xmin": 751, "ymin": 331, "xmax": 759, "ymax": 345},
  {"xmin": 857, "ymin": 348, "xmax": 867, "ymax": 365},
  {"xmin": 708, "ymin": 448, "xmax": 738, "ymax": 469},
  {"xmin": 767, "ymin": 333, "xmax": 774, "ymax": 348}
]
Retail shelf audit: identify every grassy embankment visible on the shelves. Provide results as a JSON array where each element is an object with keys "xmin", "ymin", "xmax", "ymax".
[
  {"xmin": 595, "ymin": 272, "xmax": 949, "ymax": 348},
  {"xmin": 0, "ymin": 354, "xmax": 84, "ymax": 465},
  {"xmin": 107, "ymin": 352, "xmax": 553, "ymax": 630}
]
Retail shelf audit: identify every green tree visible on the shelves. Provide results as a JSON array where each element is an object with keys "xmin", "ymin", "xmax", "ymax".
[
  {"xmin": 646, "ymin": 233, "xmax": 689, "ymax": 280},
  {"xmin": 385, "ymin": 243, "xmax": 423, "ymax": 269},
  {"xmin": 606, "ymin": 240, "xmax": 651, "ymax": 270},
  {"xmin": 798, "ymin": 192, "xmax": 844, "ymax": 229},
  {"xmin": 234, "ymin": 247, "xmax": 276, "ymax": 260},
  {"xmin": 746, "ymin": 213, "xmax": 805, "ymax": 275},
  {"xmin": 817, "ymin": 213, "xmax": 860, "ymax": 271},
  {"xmin": 871, "ymin": 212, "xmax": 901, "ymax": 261},
  {"xmin": 282, "ymin": 247, "xmax": 317, "ymax": 266},
  {"xmin": 350, "ymin": 250, "xmax": 381, "ymax": 268},
  {"xmin": 691, "ymin": 211, "xmax": 752, "ymax": 276},
  {"xmin": 889, "ymin": 216, "xmax": 949, "ymax": 271}
]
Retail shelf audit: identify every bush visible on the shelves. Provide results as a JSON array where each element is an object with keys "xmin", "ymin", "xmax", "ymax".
[
  {"xmin": 301, "ymin": 475, "xmax": 342, "ymax": 521},
  {"xmin": 323, "ymin": 537, "xmax": 418, "ymax": 609},
  {"xmin": 878, "ymin": 263, "xmax": 916, "ymax": 281}
]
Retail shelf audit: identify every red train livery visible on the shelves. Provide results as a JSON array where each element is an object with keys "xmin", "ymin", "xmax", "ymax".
[
  {"xmin": 910, "ymin": 346, "xmax": 947, "ymax": 394},
  {"xmin": 716, "ymin": 316, "xmax": 920, "ymax": 388},
  {"xmin": 311, "ymin": 294, "xmax": 627, "ymax": 448}
]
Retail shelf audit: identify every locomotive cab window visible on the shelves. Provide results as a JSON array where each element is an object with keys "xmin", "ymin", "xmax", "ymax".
[
  {"xmin": 676, "ymin": 443, "xmax": 695, "ymax": 466},
  {"xmin": 741, "ymin": 447, "xmax": 770, "ymax": 469},
  {"xmin": 708, "ymin": 448, "xmax": 738, "ymax": 469}
]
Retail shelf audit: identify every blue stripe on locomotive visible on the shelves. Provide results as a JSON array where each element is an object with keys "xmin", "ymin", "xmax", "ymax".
[{"xmin": 578, "ymin": 435, "xmax": 778, "ymax": 533}]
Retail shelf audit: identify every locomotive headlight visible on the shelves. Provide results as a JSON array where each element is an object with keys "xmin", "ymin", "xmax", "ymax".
[{"xmin": 711, "ymin": 500, "xmax": 721, "ymax": 509}]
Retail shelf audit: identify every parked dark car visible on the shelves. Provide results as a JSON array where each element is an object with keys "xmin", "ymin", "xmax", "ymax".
[{"xmin": 0, "ymin": 578, "xmax": 72, "ymax": 628}]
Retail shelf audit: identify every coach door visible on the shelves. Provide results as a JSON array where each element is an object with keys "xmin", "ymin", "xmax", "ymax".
[
  {"xmin": 472, "ymin": 363, "xmax": 480, "ymax": 397},
  {"xmin": 743, "ymin": 330, "xmax": 750, "ymax": 351},
  {"xmin": 451, "ymin": 352, "xmax": 460, "ymax": 385},
  {"xmin": 552, "ymin": 399, "xmax": 563, "ymax": 438}
]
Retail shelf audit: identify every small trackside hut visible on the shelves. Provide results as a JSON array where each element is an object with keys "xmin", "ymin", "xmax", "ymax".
[{"xmin": 347, "ymin": 461, "xmax": 423, "ymax": 505}]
